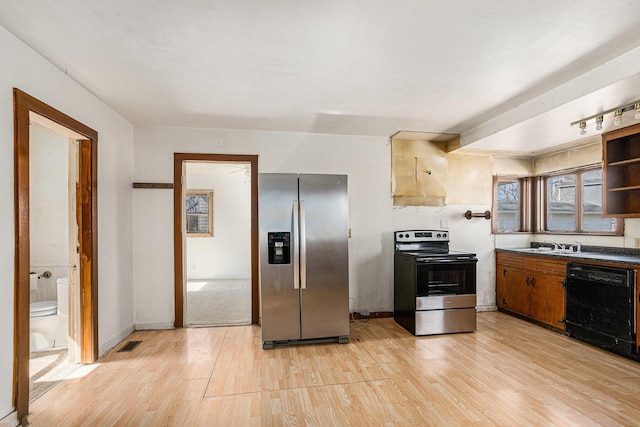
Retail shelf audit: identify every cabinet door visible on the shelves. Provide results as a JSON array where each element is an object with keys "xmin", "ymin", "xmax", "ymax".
[
  {"xmin": 530, "ymin": 274, "xmax": 565, "ymax": 329},
  {"xmin": 502, "ymin": 268, "xmax": 530, "ymax": 316},
  {"xmin": 496, "ymin": 263, "xmax": 507, "ymax": 310}
]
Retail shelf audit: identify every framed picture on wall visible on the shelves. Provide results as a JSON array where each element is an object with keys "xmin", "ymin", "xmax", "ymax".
[{"xmin": 185, "ymin": 190, "xmax": 213, "ymax": 237}]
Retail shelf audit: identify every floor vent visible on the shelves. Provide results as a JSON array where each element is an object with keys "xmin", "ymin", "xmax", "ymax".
[{"xmin": 117, "ymin": 340, "xmax": 142, "ymax": 353}]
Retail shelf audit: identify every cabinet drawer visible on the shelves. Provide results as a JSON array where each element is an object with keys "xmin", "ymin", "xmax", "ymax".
[
  {"xmin": 497, "ymin": 251, "xmax": 566, "ymax": 276},
  {"xmin": 524, "ymin": 257, "xmax": 566, "ymax": 276},
  {"xmin": 496, "ymin": 252, "xmax": 524, "ymax": 269}
]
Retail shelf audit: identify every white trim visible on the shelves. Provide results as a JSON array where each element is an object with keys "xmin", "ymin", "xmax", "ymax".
[
  {"xmin": 98, "ymin": 325, "xmax": 134, "ymax": 357},
  {"xmin": 477, "ymin": 305, "xmax": 497, "ymax": 312},
  {"xmin": 134, "ymin": 322, "xmax": 175, "ymax": 330}
]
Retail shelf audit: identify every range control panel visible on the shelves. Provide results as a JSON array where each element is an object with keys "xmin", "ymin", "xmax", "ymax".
[{"xmin": 394, "ymin": 230, "xmax": 449, "ymax": 243}]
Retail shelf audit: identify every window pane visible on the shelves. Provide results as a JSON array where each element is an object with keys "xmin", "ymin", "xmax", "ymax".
[
  {"xmin": 547, "ymin": 175, "xmax": 576, "ymax": 231},
  {"xmin": 583, "ymin": 170, "xmax": 614, "ymax": 232},
  {"xmin": 186, "ymin": 195, "xmax": 209, "ymax": 214},
  {"xmin": 186, "ymin": 215, "xmax": 201, "ymax": 233},
  {"xmin": 496, "ymin": 180, "xmax": 520, "ymax": 231},
  {"xmin": 185, "ymin": 190, "xmax": 213, "ymax": 236}
]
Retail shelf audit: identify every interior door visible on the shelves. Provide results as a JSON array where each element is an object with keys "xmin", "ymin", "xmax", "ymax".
[
  {"xmin": 298, "ymin": 174, "xmax": 349, "ymax": 339},
  {"xmin": 77, "ymin": 138, "xmax": 97, "ymax": 362},
  {"xmin": 68, "ymin": 139, "xmax": 81, "ymax": 363}
]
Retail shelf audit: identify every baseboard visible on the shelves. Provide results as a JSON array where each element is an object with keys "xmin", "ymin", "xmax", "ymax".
[
  {"xmin": 99, "ymin": 324, "xmax": 135, "ymax": 357},
  {"xmin": 134, "ymin": 321, "xmax": 175, "ymax": 330},
  {"xmin": 350, "ymin": 311, "xmax": 393, "ymax": 320},
  {"xmin": 477, "ymin": 305, "xmax": 498, "ymax": 312},
  {"xmin": 0, "ymin": 411, "xmax": 18, "ymax": 426}
]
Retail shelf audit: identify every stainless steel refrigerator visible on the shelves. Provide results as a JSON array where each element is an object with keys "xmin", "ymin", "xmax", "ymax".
[{"xmin": 259, "ymin": 173, "xmax": 349, "ymax": 349}]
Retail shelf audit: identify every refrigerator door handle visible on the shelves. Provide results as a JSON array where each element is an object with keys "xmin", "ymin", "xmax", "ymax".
[
  {"xmin": 292, "ymin": 200, "xmax": 300, "ymax": 290},
  {"xmin": 300, "ymin": 200, "xmax": 307, "ymax": 289}
]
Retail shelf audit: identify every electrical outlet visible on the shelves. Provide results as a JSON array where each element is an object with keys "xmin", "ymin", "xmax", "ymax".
[
  {"xmin": 440, "ymin": 219, "xmax": 449, "ymax": 229},
  {"xmin": 635, "ymin": 238, "xmax": 640, "ymax": 248}
]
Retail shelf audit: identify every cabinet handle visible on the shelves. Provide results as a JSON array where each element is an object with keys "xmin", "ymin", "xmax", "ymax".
[
  {"xmin": 526, "ymin": 277, "xmax": 529, "ymax": 286},
  {"xmin": 531, "ymin": 277, "xmax": 535, "ymax": 287}
]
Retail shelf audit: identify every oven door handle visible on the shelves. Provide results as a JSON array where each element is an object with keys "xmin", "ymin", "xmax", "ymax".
[{"xmin": 418, "ymin": 258, "xmax": 477, "ymax": 263}]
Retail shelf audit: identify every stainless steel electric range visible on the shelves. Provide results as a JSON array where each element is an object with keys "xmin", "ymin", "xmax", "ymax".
[{"xmin": 394, "ymin": 230, "xmax": 478, "ymax": 336}]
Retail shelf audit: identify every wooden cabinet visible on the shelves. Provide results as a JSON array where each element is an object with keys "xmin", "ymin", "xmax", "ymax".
[
  {"xmin": 496, "ymin": 252, "xmax": 566, "ymax": 329},
  {"xmin": 497, "ymin": 250, "xmax": 640, "ymax": 353},
  {"xmin": 530, "ymin": 271, "xmax": 566, "ymax": 327},
  {"xmin": 603, "ymin": 123, "xmax": 640, "ymax": 217}
]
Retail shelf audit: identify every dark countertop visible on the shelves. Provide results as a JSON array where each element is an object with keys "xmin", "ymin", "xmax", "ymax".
[{"xmin": 496, "ymin": 245, "xmax": 640, "ymax": 267}]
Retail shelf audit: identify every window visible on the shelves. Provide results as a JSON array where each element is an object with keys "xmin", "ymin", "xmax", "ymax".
[
  {"xmin": 582, "ymin": 170, "xmax": 614, "ymax": 231},
  {"xmin": 493, "ymin": 176, "xmax": 532, "ymax": 233},
  {"xmin": 495, "ymin": 178, "xmax": 521, "ymax": 232},
  {"xmin": 545, "ymin": 174, "xmax": 576, "ymax": 231},
  {"xmin": 543, "ymin": 168, "xmax": 620, "ymax": 234},
  {"xmin": 185, "ymin": 190, "xmax": 213, "ymax": 237},
  {"xmin": 493, "ymin": 167, "xmax": 622, "ymax": 235}
]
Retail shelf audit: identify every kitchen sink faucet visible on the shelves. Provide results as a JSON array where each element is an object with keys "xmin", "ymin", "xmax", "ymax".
[
  {"xmin": 544, "ymin": 240, "xmax": 564, "ymax": 250},
  {"xmin": 570, "ymin": 241, "xmax": 583, "ymax": 252}
]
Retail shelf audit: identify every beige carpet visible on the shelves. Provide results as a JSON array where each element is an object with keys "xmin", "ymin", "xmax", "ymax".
[
  {"xmin": 30, "ymin": 348, "xmax": 76, "ymax": 402},
  {"xmin": 186, "ymin": 278, "xmax": 251, "ymax": 326}
]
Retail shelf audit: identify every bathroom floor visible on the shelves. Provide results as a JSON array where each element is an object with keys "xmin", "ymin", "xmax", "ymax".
[{"xmin": 29, "ymin": 348, "xmax": 75, "ymax": 402}]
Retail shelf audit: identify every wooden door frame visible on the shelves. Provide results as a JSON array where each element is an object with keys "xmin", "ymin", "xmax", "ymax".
[
  {"xmin": 173, "ymin": 153, "xmax": 259, "ymax": 327},
  {"xmin": 13, "ymin": 89, "xmax": 98, "ymax": 423}
]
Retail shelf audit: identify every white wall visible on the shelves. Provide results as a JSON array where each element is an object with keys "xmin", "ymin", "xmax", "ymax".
[
  {"xmin": 132, "ymin": 126, "xmax": 503, "ymax": 329},
  {"xmin": 29, "ymin": 123, "xmax": 68, "ymax": 267},
  {"xmin": 185, "ymin": 164, "xmax": 251, "ymax": 279},
  {"xmin": 29, "ymin": 123, "xmax": 69, "ymax": 303},
  {"xmin": 0, "ymin": 25, "xmax": 134, "ymax": 419}
]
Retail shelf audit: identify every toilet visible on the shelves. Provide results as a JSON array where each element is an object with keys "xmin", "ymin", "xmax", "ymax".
[{"xmin": 30, "ymin": 276, "xmax": 69, "ymax": 351}]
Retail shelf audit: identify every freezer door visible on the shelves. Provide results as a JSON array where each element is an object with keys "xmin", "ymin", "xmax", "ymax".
[
  {"xmin": 298, "ymin": 174, "xmax": 350, "ymax": 339},
  {"xmin": 259, "ymin": 174, "xmax": 301, "ymax": 342}
]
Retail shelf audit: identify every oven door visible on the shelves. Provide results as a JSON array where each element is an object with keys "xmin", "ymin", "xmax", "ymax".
[{"xmin": 416, "ymin": 259, "xmax": 477, "ymax": 297}]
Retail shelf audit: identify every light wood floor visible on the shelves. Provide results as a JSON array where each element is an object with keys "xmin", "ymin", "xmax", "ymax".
[{"xmin": 27, "ymin": 312, "xmax": 640, "ymax": 426}]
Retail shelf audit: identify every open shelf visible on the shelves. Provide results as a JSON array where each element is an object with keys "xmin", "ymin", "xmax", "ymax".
[
  {"xmin": 609, "ymin": 185, "xmax": 640, "ymax": 192},
  {"xmin": 607, "ymin": 157, "xmax": 640, "ymax": 167},
  {"xmin": 603, "ymin": 123, "xmax": 640, "ymax": 217}
]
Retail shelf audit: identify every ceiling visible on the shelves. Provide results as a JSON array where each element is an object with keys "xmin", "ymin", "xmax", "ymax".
[{"xmin": 2, "ymin": 1, "xmax": 640, "ymax": 155}]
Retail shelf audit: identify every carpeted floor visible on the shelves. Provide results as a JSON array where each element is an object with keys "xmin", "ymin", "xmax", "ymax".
[{"xmin": 186, "ymin": 278, "xmax": 251, "ymax": 326}]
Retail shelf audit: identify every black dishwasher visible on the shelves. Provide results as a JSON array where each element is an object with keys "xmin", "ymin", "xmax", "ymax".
[{"xmin": 565, "ymin": 263, "xmax": 636, "ymax": 358}]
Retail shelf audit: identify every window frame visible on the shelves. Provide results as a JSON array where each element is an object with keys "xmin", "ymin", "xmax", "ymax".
[
  {"xmin": 492, "ymin": 175, "xmax": 535, "ymax": 234},
  {"xmin": 493, "ymin": 167, "xmax": 623, "ymax": 236},
  {"xmin": 185, "ymin": 189, "xmax": 213, "ymax": 237},
  {"xmin": 538, "ymin": 167, "xmax": 622, "ymax": 236}
]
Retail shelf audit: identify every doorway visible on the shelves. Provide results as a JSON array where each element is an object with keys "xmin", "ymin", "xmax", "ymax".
[
  {"xmin": 28, "ymin": 117, "xmax": 82, "ymax": 402},
  {"xmin": 14, "ymin": 89, "xmax": 98, "ymax": 424},
  {"xmin": 173, "ymin": 153, "xmax": 259, "ymax": 327}
]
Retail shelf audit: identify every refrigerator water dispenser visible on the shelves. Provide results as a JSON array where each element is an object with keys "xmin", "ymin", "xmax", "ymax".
[{"xmin": 267, "ymin": 232, "xmax": 290, "ymax": 264}]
